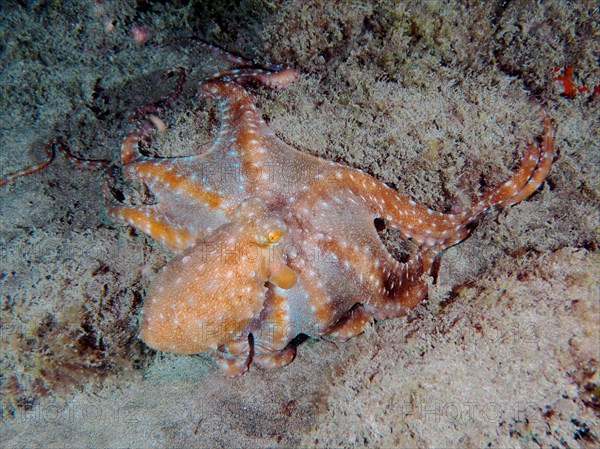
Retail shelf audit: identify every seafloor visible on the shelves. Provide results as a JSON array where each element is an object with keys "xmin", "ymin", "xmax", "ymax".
[{"xmin": 0, "ymin": 1, "xmax": 598, "ymax": 448}]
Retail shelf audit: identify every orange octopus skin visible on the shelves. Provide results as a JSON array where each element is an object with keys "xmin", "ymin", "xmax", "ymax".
[{"xmin": 104, "ymin": 66, "xmax": 555, "ymax": 376}]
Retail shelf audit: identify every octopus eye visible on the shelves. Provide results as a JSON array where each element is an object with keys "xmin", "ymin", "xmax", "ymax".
[
  {"xmin": 267, "ymin": 229, "xmax": 280, "ymax": 243},
  {"xmin": 254, "ymin": 219, "xmax": 286, "ymax": 246}
]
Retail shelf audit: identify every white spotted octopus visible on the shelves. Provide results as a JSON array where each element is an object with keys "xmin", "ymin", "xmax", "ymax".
[{"xmin": 97, "ymin": 62, "xmax": 554, "ymax": 376}]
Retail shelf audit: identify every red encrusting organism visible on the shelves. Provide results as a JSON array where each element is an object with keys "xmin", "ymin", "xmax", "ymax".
[{"xmin": 552, "ymin": 66, "xmax": 597, "ymax": 98}]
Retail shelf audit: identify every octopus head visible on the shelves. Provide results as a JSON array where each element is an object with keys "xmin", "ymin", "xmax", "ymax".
[
  {"xmin": 139, "ymin": 197, "xmax": 296, "ymax": 354},
  {"xmin": 234, "ymin": 197, "xmax": 286, "ymax": 247}
]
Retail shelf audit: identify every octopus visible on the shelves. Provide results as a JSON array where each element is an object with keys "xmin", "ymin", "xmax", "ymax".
[{"xmin": 2, "ymin": 58, "xmax": 555, "ymax": 377}]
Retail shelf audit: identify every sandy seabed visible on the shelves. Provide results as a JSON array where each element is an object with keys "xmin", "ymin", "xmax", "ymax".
[{"xmin": 1, "ymin": 1, "xmax": 598, "ymax": 448}]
